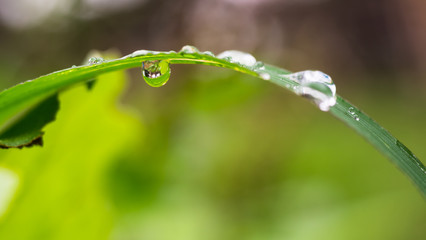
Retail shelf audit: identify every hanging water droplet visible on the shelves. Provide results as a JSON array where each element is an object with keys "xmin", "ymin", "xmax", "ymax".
[
  {"xmin": 142, "ymin": 60, "xmax": 171, "ymax": 87},
  {"xmin": 284, "ymin": 70, "xmax": 337, "ymax": 111},
  {"xmin": 217, "ymin": 50, "xmax": 257, "ymax": 67},
  {"xmin": 88, "ymin": 57, "xmax": 104, "ymax": 65},
  {"xmin": 180, "ymin": 45, "xmax": 199, "ymax": 54}
]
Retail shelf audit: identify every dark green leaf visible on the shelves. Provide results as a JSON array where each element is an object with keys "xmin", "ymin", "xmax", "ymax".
[{"xmin": 0, "ymin": 94, "xmax": 59, "ymax": 148}]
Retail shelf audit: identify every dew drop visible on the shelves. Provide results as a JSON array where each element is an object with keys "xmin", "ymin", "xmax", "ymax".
[
  {"xmin": 88, "ymin": 57, "xmax": 104, "ymax": 65},
  {"xmin": 284, "ymin": 70, "xmax": 336, "ymax": 111},
  {"xmin": 203, "ymin": 51, "xmax": 215, "ymax": 57},
  {"xmin": 217, "ymin": 50, "xmax": 257, "ymax": 67},
  {"xmin": 180, "ymin": 45, "xmax": 199, "ymax": 54},
  {"xmin": 260, "ymin": 73, "xmax": 271, "ymax": 80},
  {"xmin": 131, "ymin": 50, "xmax": 161, "ymax": 57},
  {"xmin": 131, "ymin": 50, "xmax": 149, "ymax": 57},
  {"xmin": 253, "ymin": 61, "xmax": 265, "ymax": 70},
  {"xmin": 348, "ymin": 107, "xmax": 360, "ymax": 121},
  {"xmin": 142, "ymin": 60, "xmax": 171, "ymax": 87}
]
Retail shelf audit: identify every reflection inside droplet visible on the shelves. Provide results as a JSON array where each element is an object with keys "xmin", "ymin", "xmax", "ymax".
[{"xmin": 142, "ymin": 60, "xmax": 171, "ymax": 87}]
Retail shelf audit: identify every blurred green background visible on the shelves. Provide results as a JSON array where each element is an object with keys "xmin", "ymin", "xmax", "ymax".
[{"xmin": 0, "ymin": 0, "xmax": 425, "ymax": 239}]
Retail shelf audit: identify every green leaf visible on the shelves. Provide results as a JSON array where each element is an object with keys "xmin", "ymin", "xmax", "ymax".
[
  {"xmin": 0, "ymin": 65, "xmax": 143, "ymax": 239},
  {"xmin": 0, "ymin": 94, "xmax": 59, "ymax": 148}
]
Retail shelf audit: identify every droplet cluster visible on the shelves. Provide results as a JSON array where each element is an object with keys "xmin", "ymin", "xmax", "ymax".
[
  {"xmin": 348, "ymin": 107, "xmax": 360, "ymax": 121},
  {"xmin": 133, "ymin": 46, "xmax": 339, "ymax": 111}
]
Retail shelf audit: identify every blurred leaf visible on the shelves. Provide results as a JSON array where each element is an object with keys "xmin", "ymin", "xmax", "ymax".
[
  {"xmin": 0, "ymin": 65, "xmax": 143, "ymax": 239},
  {"xmin": 0, "ymin": 94, "xmax": 59, "ymax": 148}
]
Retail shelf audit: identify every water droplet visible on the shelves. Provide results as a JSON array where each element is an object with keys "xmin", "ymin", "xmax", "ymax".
[
  {"xmin": 260, "ymin": 73, "xmax": 271, "ymax": 80},
  {"xmin": 71, "ymin": 65, "xmax": 77, "ymax": 68},
  {"xmin": 131, "ymin": 50, "xmax": 149, "ymax": 57},
  {"xmin": 180, "ymin": 45, "xmax": 199, "ymax": 54},
  {"xmin": 203, "ymin": 51, "xmax": 215, "ymax": 57},
  {"xmin": 88, "ymin": 57, "xmax": 104, "ymax": 65},
  {"xmin": 217, "ymin": 50, "xmax": 257, "ymax": 67},
  {"xmin": 131, "ymin": 50, "xmax": 161, "ymax": 57},
  {"xmin": 253, "ymin": 61, "xmax": 265, "ymax": 70},
  {"xmin": 284, "ymin": 70, "xmax": 336, "ymax": 111},
  {"xmin": 348, "ymin": 107, "xmax": 360, "ymax": 121},
  {"xmin": 142, "ymin": 60, "xmax": 171, "ymax": 87}
]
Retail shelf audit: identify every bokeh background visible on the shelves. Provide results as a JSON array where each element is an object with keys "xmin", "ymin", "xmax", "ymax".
[{"xmin": 0, "ymin": 0, "xmax": 425, "ymax": 239}]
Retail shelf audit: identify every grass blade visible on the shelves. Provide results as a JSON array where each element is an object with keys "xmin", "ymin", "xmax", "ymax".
[
  {"xmin": 329, "ymin": 96, "xmax": 426, "ymax": 194},
  {"xmin": 0, "ymin": 47, "xmax": 424, "ymax": 195}
]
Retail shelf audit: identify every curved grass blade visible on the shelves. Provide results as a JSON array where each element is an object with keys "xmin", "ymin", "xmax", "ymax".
[
  {"xmin": 258, "ymin": 63, "xmax": 426, "ymax": 195},
  {"xmin": 330, "ymin": 96, "xmax": 426, "ymax": 194},
  {"xmin": 0, "ymin": 47, "xmax": 424, "ymax": 195}
]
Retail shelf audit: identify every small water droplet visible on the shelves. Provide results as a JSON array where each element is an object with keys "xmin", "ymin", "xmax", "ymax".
[
  {"xmin": 130, "ymin": 50, "xmax": 161, "ymax": 57},
  {"xmin": 284, "ymin": 70, "xmax": 336, "ymax": 111},
  {"xmin": 142, "ymin": 60, "xmax": 171, "ymax": 87},
  {"xmin": 71, "ymin": 65, "xmax": 77, "ymax": 68},
  {"xmin": 253, "ymin": 61, "xmax": 265, "ymax": 70},
  {"xmin": 131, "ymin": 50, "xmax": 149, "ymax": 57},
  {"xmin": 217, "ymin": 50, "xmax": 257, "ymax": 67},
  {"xmin": 259, "ymin": 73, "xmax": 271, "ymax": 80},
  {"xmin": 88, "ymin": 57, "xmax": 104, "ymax": 65},
  {"xmin": 180, "ymin": 45, "xmax": 199, "ymax": 54},
  {"xmin": 203, "ymin": 51, "xmax": 215, "ymax": 57},
  {"xmin": 347, "ymin": 107, "xmax": 360, "ymax": 121}
]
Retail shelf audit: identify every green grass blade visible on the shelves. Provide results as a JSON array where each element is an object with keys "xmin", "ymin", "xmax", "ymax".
[
  {"xmin": 0, "ymin": 47, "xmax": 424, "ymax": 195},
  {"xmin": 260, "ymin": 63, "xmax": 426, "ymax": 195},
  {"xmin": 0, "ymin": 50, "xmax": 257, "ymax": 135},
  {"xmin": 329, "ymin": 96, "xmax": 426, "ymax": 195}
]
